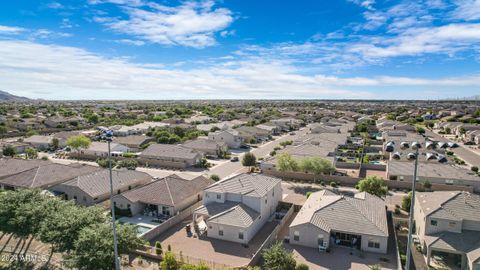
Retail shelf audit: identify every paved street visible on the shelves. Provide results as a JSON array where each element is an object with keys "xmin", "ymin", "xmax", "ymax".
[
  {"xmin": 426, "ymin": 130, "xmax": 480, "ymax": 167},
  {"xmin": 206, "ymin": 127, "xmax": 309, "ymax": 179}
]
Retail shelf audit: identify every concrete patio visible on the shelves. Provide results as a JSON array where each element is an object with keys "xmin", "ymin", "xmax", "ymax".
[{"xmin": 149, "ymin": 217, "xmax": 278, "ymax": 268}]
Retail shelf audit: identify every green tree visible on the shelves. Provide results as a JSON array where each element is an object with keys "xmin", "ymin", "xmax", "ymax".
[
  {"xmin": 2, "ymin": 145, "xmax": 16, "ymax": 157},
  {"xmin": 51, "ymin": 137, "xmax": 60, "ymax": 150},
  {"xmin": 263, "ymin": 241, "xmax": 296, "ymax": 270},
  {"xmin": 97, "ymin": 158, "xmax": 117, "ymax": 168},
  {"xmin": 416, "ymin": 127, "xmax": 425, "ymax": 134},
  {"xmin": 422, "ymin": 180, "xmax": 432, "ymax": 189},
  {"xmin": 242, "ymin": 152, "xmax": 257, "ymax": 167},
  {"xmin": 276, "ymin": 152, "xmax": 299, "ymax": 172},
  {"xmin": 0, "ymin": 125, "xmax": 7, "ymax": 135},
  {"xmin": 402, "ymin": 192, "xmax": 412, "ymax": 211},
  {"xmin": 299, "ymin": 157, "xmax": 335, "ymax": 177},
  {"xmin": 25, "ymin": 147, "xmax": 38, "ymax": 159},
  {"xmin": 67, "ymin": 135, "xmax": 91, "ymax": 152},
  {"xmin": 160, "ymin": 251, "xmax": 178, "ymax": 270},
  {"xmin": 357, "ymin": 176, "xmax": 388, "ymax": 197},
  {"xmin": 69, "ymin": 223, "xmax": 142, "ymax": 270}
]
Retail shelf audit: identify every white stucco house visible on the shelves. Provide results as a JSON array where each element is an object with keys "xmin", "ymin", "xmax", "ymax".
[
  {"xmin": 193, "ymin": 173, "xmax": 282, "ymax": 244},
  {"xmin": 289, "ymin": 190, "xmax": 389, "ymax": 254},
  {"xmin": 208, "ymin": 129, "xmax": 244, "ymax": 149},
  {"xmin": 414, "ymin": 191, "xmax": 480, "ymax": 270}
]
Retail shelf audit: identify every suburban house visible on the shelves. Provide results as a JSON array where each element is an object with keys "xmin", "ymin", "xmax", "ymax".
[
  {"xmin": 289, "ymin": 190, "xmax": 389, "ymax": 254},
  {"xmin": 256, "ymin": 124, "xmax": 280, "ymax": 135},
  {"xmin": 414, "ymin": 191, "xmax": 480, "ymax": 270},
  {"xmin": 387, "ymin": 161, "xmax": 480, "ymax": 192},
  {"xmin": 44, "ymin": 116, "xmax": 85, "ymax": 128},
  {"xmin": 53, "ymin": 131, "xmax": 81, "ymax": 148},
  {"xmin": 74, "ymin": 141, "xmax": 129, "ymax": 159},
  {"xmin": 208, "ymin": 129, "xmax": 244, "ymax": 149},
  {"xmin": 24, "ymin": 135, "xmax": 54, "ymax": 150},
  {"xmin": 50, "ymin": 169, "xmax": 151, "ymax": 206},
  {"xmin": 113, "ymin": 135, "xmax": 155, "ymax": 152},
  {"xmin": 0, "ymin": 141, "xmax": 29, "ymax": 154},
  {"xmin": 193, "ymin": 173, "xmax": 282, "ymax": 244},
  {"xmin": 235, "ymin": 126, "xmax": 271, "ymax": 142},
  {"xmin": 182, "ymin": 138, "xmax": 228, "ymax": 158},
  {"xmin": 269, "ymin": 118, "xmax": 302, "ymax": 132},
  {"xmin": 308, "ymin": 123, "xmax": 340, "ymax": 134},
  {"xmin": 113, "ymin": 174, "xmax": 213, "ymax": 217},
  {"xmin": 139, "ymin": 144, "xmax": 202, "ymax": 169},
  {"xmin": 0, "ymin": 159, "xmax": 101, "ymax": 190}
]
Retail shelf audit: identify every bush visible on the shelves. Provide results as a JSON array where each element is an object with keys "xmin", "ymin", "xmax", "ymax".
[
  {"xmin": 330, "ymin": 181, "xmax": 337, "ymax": 188},
  {"xmin": 394, "ymin": 208, "xmax": 401, "ymax": 215},
  {"xmin": 117, "ymin": 159, "xmax": 138, "ymax": 170},
  {"xmin": 296, "ymin": 263, "xmax": 309, "ymax": 270},
  {"xmin": 155, "ymin": 241, "xmax": 162, "ymax": 255},
  {"xmin": 41, "ymin": 156, "xmax": 49, "ymax": 160},
  {"xmin": 96, "ymin": 158, "xmax": 117, "ymax": 168},
  {"xmin": 402, "ymin": 192, "xmax": 412, "ymax": 211},
  {"xmin": 210, "ymin": 174, "xmax": 220, "ymax": 181},
  {"xmin": 472, "ymin": 166, "xmax": 479, "ymax": 172},
  {"xmin": 422, "ymin": 180, "xmax": 432, "ymax": 189}
]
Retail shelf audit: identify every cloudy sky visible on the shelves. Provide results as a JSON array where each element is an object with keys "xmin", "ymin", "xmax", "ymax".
[{"xmin": 0, "ymin": 0, "xmax": 479, "ymax": 100}]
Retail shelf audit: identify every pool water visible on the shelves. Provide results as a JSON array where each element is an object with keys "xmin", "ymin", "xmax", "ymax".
[{"xmin": 136, "ymin": 225, "xmax": 152, "ymax": 235}]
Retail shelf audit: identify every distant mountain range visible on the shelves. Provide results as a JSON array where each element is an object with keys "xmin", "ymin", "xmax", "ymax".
[{"xmin": 0, "ymin": 91, "xmax": 30, "ymax": 101}]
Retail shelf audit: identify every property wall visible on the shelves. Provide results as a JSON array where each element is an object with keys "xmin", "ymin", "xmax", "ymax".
[
  {"xmin": 141, "ymin": 201, "xmax": 204, "ymax": 242},
  {"xmin": 138, "ymin": 157, "xmax": 190, "ymax": 169}
]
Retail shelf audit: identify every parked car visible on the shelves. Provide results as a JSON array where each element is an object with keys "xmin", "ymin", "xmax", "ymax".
[
  {"xmin": 230, "ymin": 156, "xmax": 239, "ymax": 162},
  {"xmin": 289, "ymin": 132, "xmax": 296, "ymax": 135},
  {"xmin": 464, "ymin": 141, "xmax": 476, "ymax": 145}
]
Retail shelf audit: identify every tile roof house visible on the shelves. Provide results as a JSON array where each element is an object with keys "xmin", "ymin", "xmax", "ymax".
[
  {"xmin": 208, "ymin": 129, "xmax": 244, "ymax": 149},
  {"xmin": 289, "ymin": 190, "xmax": 389, "ymax": 254},
  {"xmin": 414, "ymin": 191, "xmax": 480, "ymax": 270},
  {"xmin": 0, "ymin": 159, "xmax": 101, "ymax": 190},
  {"xmin": 235, "ymin": 126, "xmax": 271, "ymax": 142},
  {"xmin": 50, "ymin": 169, "xmax": 151, "ymax": 206},
  {"xmin": 24, "ymin": 135, "xmax": 54, "ymax": 150},
  {"xmin": 113, "ymin": 174, "xmax": 213, "ymax": 217},
  {"xmin": 139, "ymin": 144, "xmax": 202, "ymax": 169},
  {"xmin": 74, "ymin": 141, "xmax": 130, "ymax": 159},
  {"xmin": 193, "ymin": 173, "xmax": 282, "ymax": 244},
  {"xmin": 113, "ymin": 135, "xmax": 155, "ymax": 152},
  {"xmin": 182, "ymin": 138, "xmax": 228, "ymax": 157},
  {"xmin": 387, "ymin": 161, "xmax": 480, "ymax": 192}
]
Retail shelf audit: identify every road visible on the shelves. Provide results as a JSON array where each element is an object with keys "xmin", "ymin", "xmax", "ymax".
[
  {"xmin": 206, "ymin": 127, "xmax": 309, "ymax": 179},
  {"xmin": 426, "ymin": 130, "xmax": 480, "ymax": 168}
]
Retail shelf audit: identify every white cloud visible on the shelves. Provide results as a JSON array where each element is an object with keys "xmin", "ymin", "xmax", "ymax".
[
  {"xmin": 47, "ymin": 2, "xmax": 64, "ymax": 9},
  {"xmin": 348, "ymin": 0, "xmax": 376, "ymax": 10},
  {"xmin": 0, "ymin": 40, "xmax": 478, "ymax": 100},
  {"xmin": 451, "ymin": 0, "xmax": 480, "ymax": 20},
  {"xmin": 0, "ymin": 25, "xmax": 26, "ymax": 35},
  {"xmin": 93, "ymin": 0, "xmax": 234, "ymax": 48},
  {"xmin": 349, "ymin": 23, "xmax": 480, "ymax": 59},
  {"xmin": 114, "ymin": 39, "xmax": 145, "ymax": 46}
]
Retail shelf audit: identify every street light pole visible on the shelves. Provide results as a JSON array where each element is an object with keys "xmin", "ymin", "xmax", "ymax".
[
  {"xmin": 405, "ymin": 147, "xmax": 418, "ymax": 270},
  {"xmin": 108, "ymin": 139, "xmax": 120, "ymax": 270}
]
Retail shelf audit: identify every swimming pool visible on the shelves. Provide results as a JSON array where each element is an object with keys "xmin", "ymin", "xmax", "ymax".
[{"xmin": 136, "ymin": 225, "xmax": 152, "ymax": 235}]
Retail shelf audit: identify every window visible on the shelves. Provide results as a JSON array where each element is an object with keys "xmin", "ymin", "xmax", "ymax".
[
  {"xmin": 83, "ymin": 196, "xmax": 87, "ymax": 202},
  {"xmin": 216, "ymin": 194, "xmax": 221, "ymax": 200},
  {"xmin": 368, "ymin": 240, "xmax": 380, "ymax": 249},
  {"xmin": 430, "ymin": 219, "xmax": 438, "ymax": 226},
  {"xmin": 117, "ymin": 190, "xmax": 121, "ymax": 195},
  {"xmin": 399, "ymin": 176, "xmax": 404, "ymax": 181},
  {"xmin": 448, "ymin": 221, "xmax": 456, "ymax": 228},
  {"xmin": 294, "ymin": 231, "xmax": 299, "ymax": 241},
  {"xmin": 238, "ymin": 231, "xmax": 244, "ymax": 240},
  {"xmin": 219, "ymin": 226, "xmax": 224, "ymax": 236}
]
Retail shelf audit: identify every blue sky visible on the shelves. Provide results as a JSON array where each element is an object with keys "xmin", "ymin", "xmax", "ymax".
[{"xmin": 0, "ymin": 0, "xmax": 479, "ymax": 100}]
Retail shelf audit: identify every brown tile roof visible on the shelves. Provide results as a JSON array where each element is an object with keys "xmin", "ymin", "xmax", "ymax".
[
  {"xmin": 119, "ymin": 174, "xmax": 213, "ymax": 206},
  {"xmin": 0, "ymin": 159, "xmax": 101, "ymax": 188}
]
